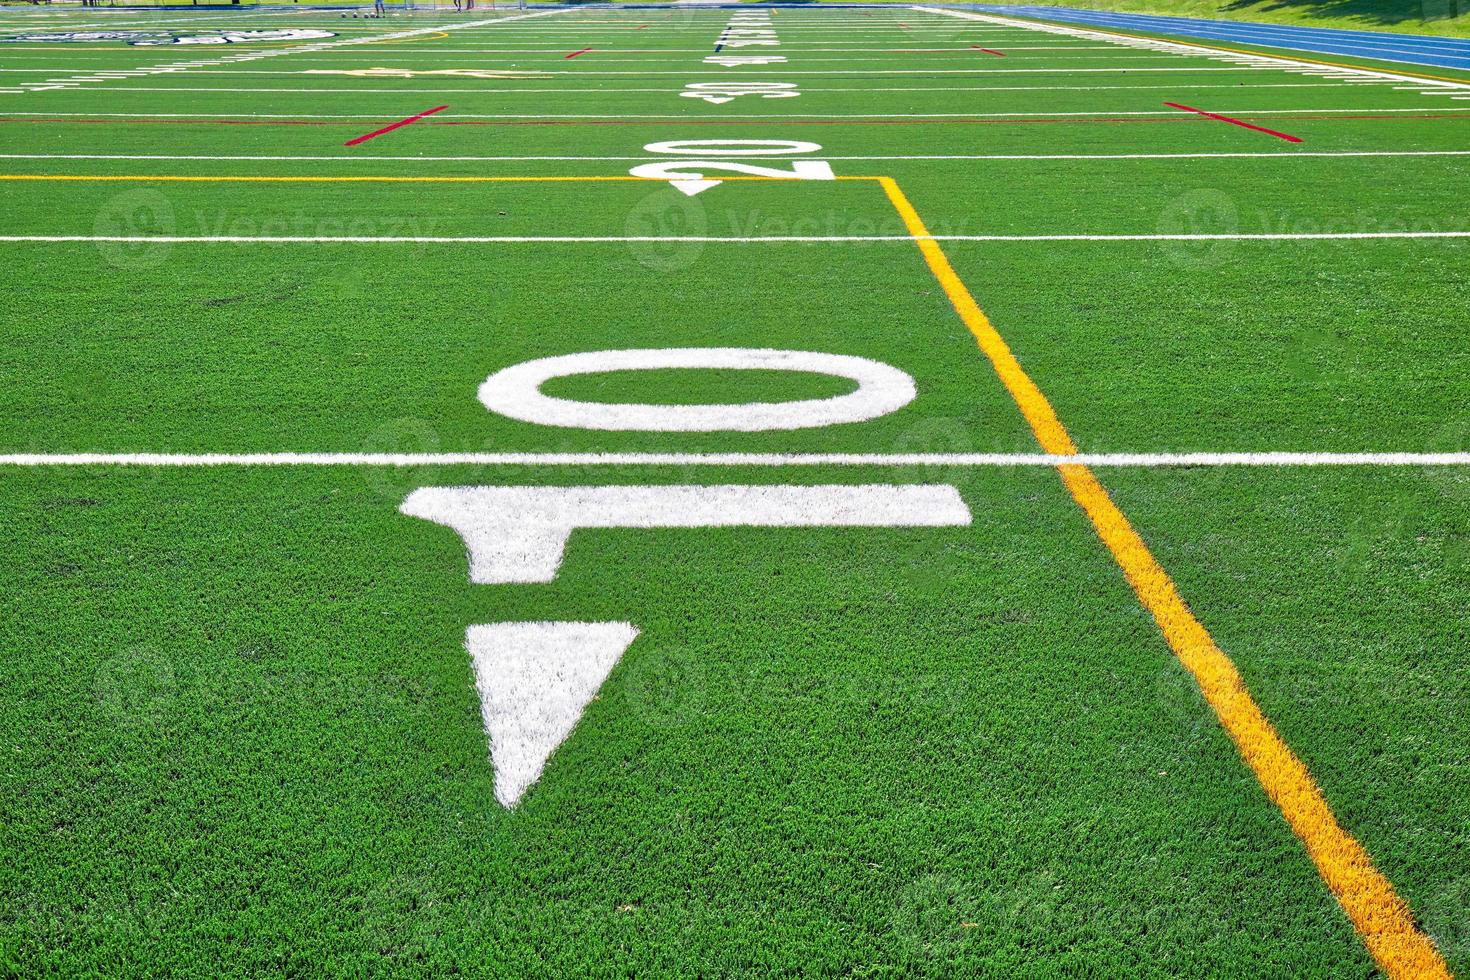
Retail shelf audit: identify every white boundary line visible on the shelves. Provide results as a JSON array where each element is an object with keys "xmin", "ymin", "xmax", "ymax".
[
  {"xmin": 6, "ymin": 233, "xmax": 1466, "ymax": 244},
  {"xmin": 3, "ymin": 150, "xmax": 1468, "ymax": 162},
  {"xmin": 0, "ymin": 83, "xmax": 1371, "ymax": 95},
  {"xmin": 3, "ymin": 107, "xmax": 1460, "ymax": 119},
  {"xmin": 3, "ymin": 451, "xmax": 1467, "ymax": 467}
]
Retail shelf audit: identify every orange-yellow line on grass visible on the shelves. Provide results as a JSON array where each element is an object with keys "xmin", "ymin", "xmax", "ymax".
[
  {"xmin": 0, "ymin": 174, "xmax": 875, "ymax": 183},
  {"xmin": 876, "ymin": 174, "xmax": 1450, "ymax": 980}
]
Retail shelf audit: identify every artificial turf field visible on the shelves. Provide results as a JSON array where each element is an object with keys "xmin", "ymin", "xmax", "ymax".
[{"xmin": 2, "ymin": 3, "xmax": 1469, "ymax": 977}]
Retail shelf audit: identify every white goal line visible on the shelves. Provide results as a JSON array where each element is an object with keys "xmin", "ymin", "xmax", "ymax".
[
  {"xmin": 5, "ymin": 233, "xmax": 1466, "ymax": 244},
  {"xmin": 2, "ymin": 452, "xmax": 1467, "ymax": 468},
  {"xmin": 3, "ymin": 150, "xmax": 1468, "ymax": 163}
]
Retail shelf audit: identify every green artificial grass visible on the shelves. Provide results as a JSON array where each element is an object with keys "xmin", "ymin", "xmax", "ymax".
[{"xmin": 0, "ymin": 5, "xmax": 1467, "ymax": 976}]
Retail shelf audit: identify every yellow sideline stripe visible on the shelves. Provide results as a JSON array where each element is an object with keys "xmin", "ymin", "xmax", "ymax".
[
  {"xmin": 877, "ymin": 176, "xmax": 1074, "ymax": 456},
  {"xmin": 877, "ymin": 175, "xmax": 1450, "ymax": 980},
  {"xmin": 0, "ymin": 175, "xmax": 869, "ymax": 183}
]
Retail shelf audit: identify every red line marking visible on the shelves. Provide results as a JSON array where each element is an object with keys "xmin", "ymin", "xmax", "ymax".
[
  {"xmin": 1163, "ymin": 101, "xmax": 1302, "ymax": 142},
  {"xmin": 565, "ymin": 47, "xmax": 592, "ymax": 59},
  {"xmin": 343, "ymin": 104, "xmax": 447, "ymax": 147},
  {"xmin": 970, "ymin": 46, "xmax": 1006, "ymax": 56}
]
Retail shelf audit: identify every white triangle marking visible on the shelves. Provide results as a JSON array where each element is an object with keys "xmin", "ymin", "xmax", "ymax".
[
  {"xmin": 671, "ymin": 178, "xmax": 722, "ymax": 196},
  {"xmin": 466, "ymin": 621, "xmax": 639, "ymax": 807}
]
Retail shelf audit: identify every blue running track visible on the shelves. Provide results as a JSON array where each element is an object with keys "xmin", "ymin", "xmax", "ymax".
[{"xmin": 970, "ymin": 5, "xmax": 1470, "ymax": 71}]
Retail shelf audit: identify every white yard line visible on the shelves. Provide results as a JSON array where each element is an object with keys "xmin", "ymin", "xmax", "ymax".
[
  {"xmin": 2, "ymin": 451, "xmax": 1467, "ymax": 468},
  {"xmin": 2, "ymin": 107, "xmax": 1459, "ymax": 119},
  {"xmin": 0, "ymin": 46, "xmax": 1137, "ymax": 53},
  {"xmin": 0, "ymin": 53, "xmax": 1212, "ymax": 64},
  {"xmin": 4, "ymin": 233, "xmax": 1466, "ymax": 243},
  {"xmin": 5, "ymin": 149, "xmax": 1468, "ymax": 162},
  {"xmin": 4, "ymin": 67, "xmax": 1286, "ymax": 78},
  {"xmin": 0, "ymin": 82, "xmax": 1368, "ymax": 96}
]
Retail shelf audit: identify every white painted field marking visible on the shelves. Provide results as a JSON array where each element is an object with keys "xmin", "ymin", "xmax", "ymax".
[
  {"xmin": 643, "ymin": 139, "xmax": 824, "ymax": 156},
  {"xmin": 410, "ymin": 481, "xmax": 973, "ymax": 807},
  {"xmin": 0, "ymin": 66, "xmax": 1299, "ymax": 91},
  {"xmin": 680, "ymin": 80, "xmax": 800, "ymax": 105},
  {"xmin": 0, "ymin": 45, "xmax": 1193, "ymax": 54},
  {"xmin": 5, "ymin": 106, "xmax": 1461, "ymax": 119},
  {"xmin": 400, "ymin": 484, "xmax": 972, "ymax": 585},
  {"xmin": 467, "ymin": 621, "xmax": 639, "ymax": 808},
  {"xmin": 914, "ymin": 6, "xmax": 1470, "ymax": 92},
  {"xmin": 634, "ymin": 138, "xmax": 834, "ymax": 193},
  {"xmin": 629, "ymin": 158, "xmax": 835, "ymax": 196},
  {"xmin": 9, "ymin": 232, "xmax": 1468, "ymax": 244},
  {"xmin": 6, "ymin": 150, "xmax": 1467, "ymax": 163},
  {"xmin": 477, "ymin": 349, "xmax": 915, "ymax": 432},
  {"xmin": 237, "ymin": 51, "xmax": 1198, "ymax": 62},
  {"xmin": 0, "ymin": 82, "xmax": 1370, "ymax": 95},
  {"xmin": 6, "ymin": 7, "xmax": 572, "ymax": 95},
  {"xmin": 706, "ymin": 54, "xmax": 787, "ymax": 67},
  {"xmin": 6, "ymin": 452, "xmax": 1468, "ymax": 467}
]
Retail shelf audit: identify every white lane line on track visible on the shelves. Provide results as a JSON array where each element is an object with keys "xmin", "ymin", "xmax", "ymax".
[
  {"xmin": 1001, "ymin": 9, "xmax": 1470, "ymax": 56},
  {"xmin": 915, "ymin": 6, "xmax": 1470, "ymax": 91},
  {"xmin": 3, "ymin": 452, "xmax": 1468, "ymax": 468}
]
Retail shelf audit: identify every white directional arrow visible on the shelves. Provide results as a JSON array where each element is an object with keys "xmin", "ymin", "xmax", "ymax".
[
  {"xmin": 466, "ymin": 621, "xmax": 640, "ymax": 807},
  {"xmin": 671, "ymin": 178, "xmax": 722, "ymax": 196},
  {"xmin": 405, "ymin": 483, "xmax": 972, "ymax": 807}
]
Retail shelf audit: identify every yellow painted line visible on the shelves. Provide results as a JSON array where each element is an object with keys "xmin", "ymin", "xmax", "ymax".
[
  {"xmin": 0, "ymin": 174, "xmax": 863, "ymax": 183},
  {"xmin": 1013, "ymin": 15, "xmax": 1470, "ymax": 88},
  {"xmin": 877, "ymin": 174, "xmax": 1451, "ymax": 980},
  {"xmin": 877, "ymin": 176, "xmax": 1074, "ymax": 455}
]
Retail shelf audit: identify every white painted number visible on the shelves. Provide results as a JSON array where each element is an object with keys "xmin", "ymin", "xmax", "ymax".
[
  {"xmin": 402, "ymin": 484, "xmax": 971, "ymax": 584},
  {"xmin": 405, "ymin": 486, "xmax": 974, "ymax": 805},
  {"xmin": 476, "ymin": 348, "xmax": 914, "ymax": 432},
  {"xmin": 643, "ymin": 139, "xmax": 822, "ymax": 157},
  {"xmin": 680, "ymin": 81, "xmax": 799, "ymax": 105},
  {"xmin": 634, "ymin": 138, "xmax": 830, "ymax": 195},
  {"xmin": 629, "ymin": 159, "xmax": 835, "ymax": 185},
  {"xmin": 705, "ymin": 55, "xmax": 786, "ymax": 67}
]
